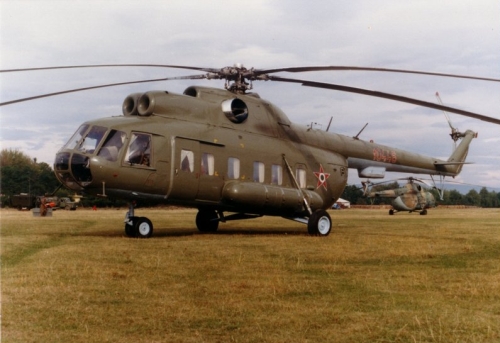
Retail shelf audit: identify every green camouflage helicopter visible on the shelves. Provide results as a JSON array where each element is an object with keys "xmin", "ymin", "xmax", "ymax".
[
  {"xmin": 2, "ymin": 64, "xmax": 499, "ymax": 237},
  {"xmin": 362, "ymin": 177, "xmax": 436, "ymax": 215}
]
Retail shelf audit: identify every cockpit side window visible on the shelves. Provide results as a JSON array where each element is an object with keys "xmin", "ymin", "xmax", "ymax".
[
  {"xmin": 125, "ymin": 133, "xmax": 152, "ymax": 166},
  {"xmin": 78, "ymin": 126, "xmax": 108, "ymax": 154},
  {"xmin": 97, "ymin": 130, "xmax": 126, "ymax": 162}
]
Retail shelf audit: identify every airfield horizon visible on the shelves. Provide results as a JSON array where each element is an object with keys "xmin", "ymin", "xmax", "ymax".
[{"xmin": 2, "ymin": 207, "xmax": 499, "ymax": 342}]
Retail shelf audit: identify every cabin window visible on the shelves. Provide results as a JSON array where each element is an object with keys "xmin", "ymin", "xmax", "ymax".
[
  {"xmin": 78, "ymin": 125, "xmax": 107, "ymax": 154},
  {"xmin": 296, "ymin": 167, "xmax": 306, "ymax": 188},
  {"xmin": 97, "ymin": 130, "xmax": 126, "ymax": 162},
  {"xmin": 228, "ymin": 157, "xmax": 240, "ymax": 179},
  {"xmin": 125, "ymin": 133, "xmax": 152, "ymax": 166},
  {"xmin": 180, "ymin": 149, "xmax": 194, "ymax": 172},
  {"xmin": 201, "ymin": 153, "xmax": 214, "ymax": 175},
  {"xmin": 271, "ymin": 164, "xmax": 282, "ymax": 185},
  {"xmin": 253, "ymin": 161, "xmax": 265, "ymax": 183}
]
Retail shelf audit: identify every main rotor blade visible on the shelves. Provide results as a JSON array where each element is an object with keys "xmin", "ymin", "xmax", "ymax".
[
  {"xmin": 4, "ymin": 64, "xmax": 499, "ymax": 83},
  {"xmin": 0, "ymin": 74, "xmax": 207, "ymax": 106},
  {"xmin": 268, "ymin": 76, "xmax": 500, "ymax": 125},
  {"xmin": 0, "ymin": 64, "xmax": 220, "ymax": 74},
  {"xmin": 258, "ymin": 66, "xmax": 500, "ymax": 83}
]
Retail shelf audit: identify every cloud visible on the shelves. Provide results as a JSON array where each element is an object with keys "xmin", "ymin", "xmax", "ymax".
[{"xmin": 1, "ymin": 0, "xmax": 499, "ymax": 190}]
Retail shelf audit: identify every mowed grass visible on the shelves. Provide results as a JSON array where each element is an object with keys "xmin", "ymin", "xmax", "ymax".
[{"xmin": 1, "ymin": 207, "xmax": 499, "ymax": 343}]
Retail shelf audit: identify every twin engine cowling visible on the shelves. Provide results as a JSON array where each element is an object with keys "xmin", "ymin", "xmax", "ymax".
[
  {"xmin": 122, "ymin": 92, "xmax": 157, "ymax": 116},
  {"xmin": 122, "ymin": 88, "xmax": 249, "ymax": 124}
]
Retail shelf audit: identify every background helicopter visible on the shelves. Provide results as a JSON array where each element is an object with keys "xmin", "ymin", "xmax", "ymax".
[
  {"xmin": 362, "ymin": 177, "xmax": 436, "ymax": 215},
  {"xmin": 2, "ymin": 63, "xmax": 499, "ymax": 238}
]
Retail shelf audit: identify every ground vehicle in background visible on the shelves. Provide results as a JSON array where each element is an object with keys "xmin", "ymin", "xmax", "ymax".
[
  {"xmin": 11, "ymin": 194, "xmax": 36, "ymax": 210},
  {"xmin": 57, "ymin": 197, "xmax": 78, "ymax": 210},
  {"xmin": 43, "ymin": 196, "xmax": 78, "ymax": 210},
  {"xmin": 9, "ymin": 194, "xmax": 77, "ymax": 211}
]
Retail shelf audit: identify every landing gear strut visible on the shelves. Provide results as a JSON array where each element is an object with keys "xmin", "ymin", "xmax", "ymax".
[{"xmin": 124, "ymin": 203, "xmax": 154, "ymax": 238}]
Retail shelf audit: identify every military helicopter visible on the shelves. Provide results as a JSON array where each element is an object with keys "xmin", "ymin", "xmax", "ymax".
[
  {"xmin": 362, "ymin": 177, "xmax": 436, "ymax": 215},
  {"xmin": 2, "ymin": 63, "xmax": 500, "ymax": 237}
]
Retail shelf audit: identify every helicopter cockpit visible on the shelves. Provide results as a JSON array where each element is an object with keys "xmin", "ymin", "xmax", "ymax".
[{"xmin": 54, "ymin": 124, "xmax": 152, "ymax": 191}]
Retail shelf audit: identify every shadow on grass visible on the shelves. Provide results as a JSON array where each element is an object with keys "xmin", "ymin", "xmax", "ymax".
[{"xmin": 73, "ymin": 227, "xmax": 310, "ymax": 238}]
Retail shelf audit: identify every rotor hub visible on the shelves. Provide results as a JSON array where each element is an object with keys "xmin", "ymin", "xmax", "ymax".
[{"xmin": 215, "ymin": 64, "xmax": 260, "ymax": 93}]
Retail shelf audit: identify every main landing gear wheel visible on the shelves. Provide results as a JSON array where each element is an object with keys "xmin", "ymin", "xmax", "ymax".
[
  {"xmin": 420, "ymin": 209, "xmax": 428, "ymax": 215},
  {"xmin": 307, "ymin": 209, "xmax": 332, "ymax": 236},
  {"xmin": 196, "ymin": 209, "xmax": 219, "ymax": 232}
]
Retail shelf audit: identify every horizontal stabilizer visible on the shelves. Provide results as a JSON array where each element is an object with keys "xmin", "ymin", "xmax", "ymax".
[{"xmin": 434, "ymin": 161, "xmax": 473, "ymax": 166}]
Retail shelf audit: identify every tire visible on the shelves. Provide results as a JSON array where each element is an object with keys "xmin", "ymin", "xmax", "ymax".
[
  {"xmin": 196, "ymin": 209, "xmax": 219, "ymax": 232},
  {"xmin": 135, "ymin": 217, "xmax": 153, "ymax": 238},
  {"xmin": 125, "ymin": 222, "xmax": 136, "ymax": 237},
  {"xmin": 307, "ymin": 209, "xmax": 331, "ymax": 236}
]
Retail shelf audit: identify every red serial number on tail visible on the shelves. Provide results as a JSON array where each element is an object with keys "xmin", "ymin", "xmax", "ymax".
[{"xmin": 373, "ymin": 148, "xmax": 397, "ymax": 163}]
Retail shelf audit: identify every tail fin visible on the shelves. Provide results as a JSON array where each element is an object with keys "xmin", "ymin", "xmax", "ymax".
[{"xmin": 434, "ymin": 130, "xmax": 476, "ymax": 175}]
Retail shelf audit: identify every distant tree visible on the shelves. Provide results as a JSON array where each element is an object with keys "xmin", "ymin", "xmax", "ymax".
[
  {"xmin": 1, "ymin": 148, "xmax": 33, "ymax": 166},
  {"xmin": 340, "ymin": 184, "xmax": 364, "ymax": 205},
  {"xmin": 0, "ymin": 149, "xmax": 60, "ymax": 206},
  {"xmin": 448, "ymin": 189, "xmax": 464, "ymax": 205},
  {"xmin": 464, "ymin": 189, "xmax": 481, "ymax": 207},
  {"xmin": 478, "ymin": 187, "xmax": 499, "ymax": 208}
]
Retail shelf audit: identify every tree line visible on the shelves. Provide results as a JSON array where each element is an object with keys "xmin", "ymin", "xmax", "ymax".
[
  {"xmin": 1, "ymin": 149, "xmax": 499, "ymax": 208},
  {"xmin": 0, "ymin": 149, "xmax": 127, "ymax": 208},
  {"xmin": 341, "ymin": 182, "xmax": 500, "ymax": 208}
]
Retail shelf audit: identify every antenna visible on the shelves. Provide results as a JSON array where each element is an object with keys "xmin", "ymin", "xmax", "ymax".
[
  {"xmin": 353, "ymin": 123, "xmax": 369, "ymax": 140},
  {"xmin": 326, "ymin": 116, "xmax": 333, "ymax": 132}
]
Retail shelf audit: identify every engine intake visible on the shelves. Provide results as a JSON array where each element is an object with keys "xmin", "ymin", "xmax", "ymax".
[
  {"xmin": 138, "ymin": 92, "xmax": 156, "ymax": 116},
  {"xmin": 221, "ymin": 98, "xmax": 248, "ymax": 123},
  {"xmin": 122, "ymin": 93, "xmax": 142, "ymax": 116}
]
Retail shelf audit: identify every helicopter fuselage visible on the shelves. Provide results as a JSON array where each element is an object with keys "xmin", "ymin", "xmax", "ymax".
[
  {"xmin": 53, "ymin": 85, "xmax": 474, "ymax": 235},
  {"xmin": 369, "ymin": 182, "xmax": 436, "ymax": 215}
]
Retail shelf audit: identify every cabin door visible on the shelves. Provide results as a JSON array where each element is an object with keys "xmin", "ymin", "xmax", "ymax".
[
  {"xmin": 196, "ymin": 142, "xmax": 224, "ymax": 203},
  {"xmin": 168, "ymin": 138, "xmax": 200, "ymax": 201}
]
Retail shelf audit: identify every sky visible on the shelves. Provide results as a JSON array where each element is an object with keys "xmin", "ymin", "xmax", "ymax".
[{"xmin": 1, "ymin": 0, "xmax": 499, "ymax": 190}]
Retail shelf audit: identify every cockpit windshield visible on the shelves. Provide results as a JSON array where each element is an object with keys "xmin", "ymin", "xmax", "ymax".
[
  {"xmin": 78, "ymin": 126, "xmax": 107, "ymax": 154},
  {"xmin": 61, "ymin": 124, "xmax": 89, "ymax": 150},
  {"xmin": 61, "ymin": 124, "xmax": 108, "ymax": 154}
]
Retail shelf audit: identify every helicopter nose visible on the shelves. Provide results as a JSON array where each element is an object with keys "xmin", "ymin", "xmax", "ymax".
[{"xmin": 54, "ymin": 152, "xmax": 93, "ymax": 190}]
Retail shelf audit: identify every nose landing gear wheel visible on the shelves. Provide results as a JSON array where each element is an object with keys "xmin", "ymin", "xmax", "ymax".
[
  {"xmin": 135, "ymin": 217, "xmax": 153, "ymax": 238},
  {"xmin": 307, "ymin": 209, "xmax": 332, "ymax": 236}
]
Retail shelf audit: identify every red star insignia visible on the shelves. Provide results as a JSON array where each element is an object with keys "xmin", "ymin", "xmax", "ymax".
[{"xmin": 314, "ymin": 164, "xmax": 330, "ymax": 190}]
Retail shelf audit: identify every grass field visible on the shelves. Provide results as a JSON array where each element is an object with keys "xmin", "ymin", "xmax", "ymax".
[{"xmin": 1, "ymin": 207, "xmax": 499, "ymax": 343}]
